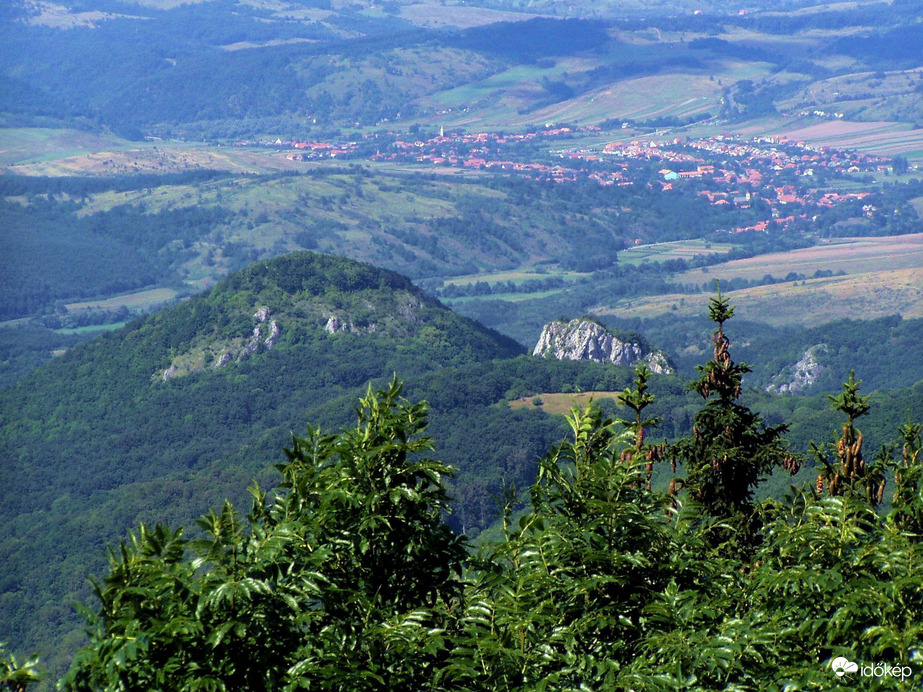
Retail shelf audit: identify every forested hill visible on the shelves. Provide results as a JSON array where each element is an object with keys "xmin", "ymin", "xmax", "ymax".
[
  {"xmin": 0, "ymin": 250, "xmax": 525, "ymax": 678},
  {"xmin": 1, "ymin": 251, "xmax": 523, "ymax": 520}
]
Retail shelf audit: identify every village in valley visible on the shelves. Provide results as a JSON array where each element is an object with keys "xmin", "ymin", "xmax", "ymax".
[{"xmin": 244, "ymin": 124, "xmax": 901, "ymax": 238}]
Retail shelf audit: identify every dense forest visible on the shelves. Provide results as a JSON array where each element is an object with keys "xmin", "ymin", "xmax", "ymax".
[
  {"xmin": 8, "ymin": 165, "xmax": 918, "ymax": 385},
  {"xmin": 5, "ymin": 0, "xmax": 923, "ymax": 685},
  {"xmin": 4, "ymin": 294, "xmax": 922, "ymax": 689},
  {"xmin": 4, "ymin": 253, "xmax": 923, "ymax": 685}
]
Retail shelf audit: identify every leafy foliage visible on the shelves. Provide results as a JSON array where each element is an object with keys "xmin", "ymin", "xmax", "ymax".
[
  {"xmin": 9, "ymin": 267, "xmax": 923, "ymax": 688},
  {"xmin": 0, "ymin": 644, "xmax": 41, "ymax": 692},
  {"xmin": 50, "ymin": 357, "xmax": 923, "ymax": 690},
  {"xmin": 63, "ymin": 379, "xmax": 465, "ymax": 691}
]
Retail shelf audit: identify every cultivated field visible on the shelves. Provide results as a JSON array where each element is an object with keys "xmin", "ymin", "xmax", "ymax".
[
  {"xmin": 66, "ymin": 288, "xmax": 180, "ymax": 314},
  {"xmin": 442, "ymin": 268, "xmax": 589, "ymax": 286},
  {"xmin": 399, "ymin": 3, "xmax": 540, "ymax": 28},
  {"xmin": 675, "ymin": 234, "xmax": 923, "ymax": 283},
  {"xmin": 619, "ymin": 238, "xmax": 734, "ymax": 266},
  {"xmin": 595, "ymin": 266, "xmax": 923, "ymax": 326},
  {"xmin": 430, "ymin": 43, "xmax": 771, "ymax": 130},
  {"xmin": 440, "ymin": 69, "xmax": 724, "ymax": 130},
  {"xmin": 730, "ymin": 116, "xmax": 923, "ymax": 163},
  {"xmin": 0, "ymin": 128, "xmax": 133, "ymax": 167},
  {"xmin": 607, "ymin": 234, "xmax": 923, "ymax": 326}
]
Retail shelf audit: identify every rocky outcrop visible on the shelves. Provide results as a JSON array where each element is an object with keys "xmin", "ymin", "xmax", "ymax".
[
  {"xmin": 265, "ymin": 320, "xmax": 280, "ymax": 348},
  {"xmin": 533, "ymin": 318, "xmax": 673, "ymax": 374},
  {"xmin": 158, "ymin": 307, "xmax": 281, "ymax": 380},
  {"xmin": 766, "ymin": 344, "xmax": 826, "ymax": 394},
  {"xmin": 213, "ymin": 352, "xmax": 232, "ymax": 368},
  {"xmin": 237, "ymin": 308, "xmax": 281, "ymax": 363},
  {"xmin": 325, "ymin": 315, "xmax": 356, "ymax": 334},
  {"xmin": 324, "ymin": 313, "xmax": 380, "ymax": 334}
]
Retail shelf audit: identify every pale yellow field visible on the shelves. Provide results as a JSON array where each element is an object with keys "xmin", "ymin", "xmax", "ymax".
[
  {"xmin": 443, "ymin": 269, "xmax": 589, "ymax": 286},
  {"xmin": 66, "ymin": 288, "xmax": 180, "ymax": 314},
  {"xmin": 675, "ymin": 234, "xmax": 923, "ymax": 283},
  {"xmin": 509, "ymin": 391, "xmax": 625, "ymax": 416},
  {"xmin": 595, "ymin": 267, "xmax": 923, "ymax": 326},
  {"xmin": 399, "ymin": 3, "xmax": 541, "ymax": 28}
]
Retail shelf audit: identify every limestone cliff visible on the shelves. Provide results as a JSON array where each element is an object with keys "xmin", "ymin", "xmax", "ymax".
[
  {"xmin": 533, "ymin": 318, "xmax": 673, "ymax": 374},
  {"xmin": 765, "ymin": 344, "xmax": 827, "ymax": 394},
  {"xmin": 161, "ymin": 306, "xmax": 282, "ymax": 380}
]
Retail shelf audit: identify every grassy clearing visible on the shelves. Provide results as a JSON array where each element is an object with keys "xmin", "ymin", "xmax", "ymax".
[
  {"xmin": 509, "ymin": 391, "xmax": 625, "ymax": 416},
  {"xmin": 109, "ymin": 0, "xmax": 210, "ymax": 7},
  {"xmin": 78, "ymin": 183, "xmax": 211, "ymax": 215},
  {"xmin": 619, "ymin": 239, "xmax": 733, "ymax": 266},
  {"xmin": 66, "ymin": 288, "xmax": 179, "ymax": 314},
  {"xmin": 54, "ymin": 322, "xmax": 128, "ymax": 335},
  {"xmin": 9, "ymin": 145, "xmax": 262, "ymax": 177},
  {"xmin": 442, "ymin": 268, "xmax": 589, "ymax": 286},
  {"xmin": 446, "ymin": 288, "xmax": 568, "ymax": 305},
  {"xmin": 675, "ymin": 234, "xmax": 923, "ymax": 283},
  {"xmin": 0, "ymin": 128, "xmax": 134, "ymax": 167},
  {"xmin": 431, "ymin": 64, "xmax": 559, "ymax": 110},
  {"xmin": 595, "ymin": 266, "xmax": 923, "ymax": 326}
]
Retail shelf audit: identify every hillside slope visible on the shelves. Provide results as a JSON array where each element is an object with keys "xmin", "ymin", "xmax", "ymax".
[
  {"xmin": 0, "ymin": 250, "xmax": 523, "ymax": 678},
  {"xmin": 7, "ymin": 251, "xmax": 923, "ymax": 684}
]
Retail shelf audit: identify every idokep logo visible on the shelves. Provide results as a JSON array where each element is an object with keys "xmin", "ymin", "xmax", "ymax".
[
  {"xmin": 830, "ymin": 656, "xmax": 914, "ymax": 682},
  {"xmin": 831, "ymin": 657, "xmax": 859, "ymax": 677}
]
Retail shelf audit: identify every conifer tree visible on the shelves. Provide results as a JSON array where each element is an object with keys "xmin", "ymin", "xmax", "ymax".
[
  {"xmin": 891, "ymin": 420, "xmax": 923, "ymax": 538},
  {"xmin": 616, "ymin": 364, "xmax": 665, "ymax": 488},
  {"xmin": 812, "ymin": 370, "xmax": 889, "ymax": 506},
  {"xmin": 670, "ymin": 287, "xmax": 799, "ymax": 545}
]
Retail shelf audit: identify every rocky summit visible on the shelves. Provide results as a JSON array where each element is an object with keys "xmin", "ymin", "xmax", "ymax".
[{"xmin": 532, "ymin": 318, "xmax": 673, "ymax": 374}]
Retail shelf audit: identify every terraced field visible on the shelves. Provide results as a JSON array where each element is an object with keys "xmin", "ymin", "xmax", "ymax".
[
  {"xmin": 731, "ymin": 116, "xmax": 923, "ymax": 162},
  {"xmin": 620, "ymin": 238, "xmax": 734, "ymax": 266}
]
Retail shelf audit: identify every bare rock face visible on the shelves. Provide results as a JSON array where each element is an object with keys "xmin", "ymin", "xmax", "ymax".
[
  {"xmin": 236, "ymin": 312, "xmax": 283, "ymax": 362},
  {"xmin": 766, "ymin": 344, "xmax": 826, "ymax": 394},
  {"xmin": 533, "ymin": 319, "xmax": 673, "ymax": 374},
  {"xmin": 265, "ymin": 320, "xmax": 280, "ymax": 348},
  {"xmin": 236, "ymin": 324, "xmax": 263, "ymax": 363},
  {"xmin": 325, "ymin": 315, "xmax": 352, "ymax": 334},
  {"xmin": 324, "ymin": 314, "xmax": 376, "ymax": 334},
  {"xmin": 213, "ymin": 352, "xmax": 232, "ymax": 368},
  {"xmin": 159, "ymin": 308, "xmax": 282, "ymax": 380}
]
